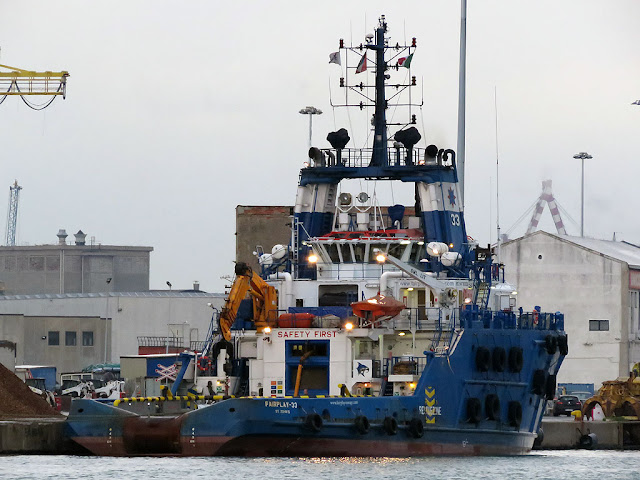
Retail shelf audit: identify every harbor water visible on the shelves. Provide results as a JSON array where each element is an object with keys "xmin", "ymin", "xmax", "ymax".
[{"xmin": 2, "ymin": 451, "xmax": 640, "ymax": 479}]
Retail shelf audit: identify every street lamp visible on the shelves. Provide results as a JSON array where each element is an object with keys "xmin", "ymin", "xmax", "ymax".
[
  {"xmin": 104, "ymin": 278, "xmax": 112, "ymax": 363},
  {"xmin": 166, "ymin": 281, "xmax": 172, "ymax": 354},
  {"xmin": 299, "ymin": 106, "xmax": 322, "ymax": 148},
  {"xmin": 572, "ymin": 152, "xmax": 592, "ymax": 237}
]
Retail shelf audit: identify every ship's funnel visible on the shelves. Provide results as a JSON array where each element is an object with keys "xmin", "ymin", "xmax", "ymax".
[
  {"xmin": 394, "ymin": 127, "xmax": 421, "ymax": 165},
  {"xmin": 308, "ymin": 147, "xmax": 325, "ymax": 167},
  {"xmin": 425, "ymin": 144, "xmax": 439, "ymax": 165}
]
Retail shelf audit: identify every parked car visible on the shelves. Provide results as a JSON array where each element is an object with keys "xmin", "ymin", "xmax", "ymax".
[
  {"xmin": 571, "ymin": 391, "xmax": 593, "ymax": 403},
  {"xmin": 553, "ymin": 395, "xmax": 582, "ymax": 416}
]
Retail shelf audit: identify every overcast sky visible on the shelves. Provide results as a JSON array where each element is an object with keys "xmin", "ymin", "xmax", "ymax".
[{"xmin": 0, "ymin": 1, "xmax": 638, "ymax": 292}]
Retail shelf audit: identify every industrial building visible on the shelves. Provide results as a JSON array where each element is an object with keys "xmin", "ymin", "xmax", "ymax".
[
  {"xmin": 0, "ymin": 229, "xmax": 225, "ymax": 376},
  {"xmin": 0, "ymin": 291, "xmax": 225, "ymax": 374},
  {"xmin": 501, "ymin": 231, "xmax": 640, "ymax": 389},
  {"xmin": 0, "ymin": 229, "xmax": 153, "ymax": 295}
]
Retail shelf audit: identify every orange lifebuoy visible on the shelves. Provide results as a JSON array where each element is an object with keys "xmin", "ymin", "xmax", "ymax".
[{"xmin": 533, "ymin": 310, "xmax": 539, "ymax": 325}]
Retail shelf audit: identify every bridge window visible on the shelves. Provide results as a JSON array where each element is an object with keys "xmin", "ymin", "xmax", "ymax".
[{"xmin": 326, "ymin": 244, "xmax": 341, "ymax": 263}]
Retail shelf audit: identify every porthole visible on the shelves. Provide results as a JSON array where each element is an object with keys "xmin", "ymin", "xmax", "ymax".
[{"xmin": 538, "ymin": 254, "xmax": 543, "ymax": 260}]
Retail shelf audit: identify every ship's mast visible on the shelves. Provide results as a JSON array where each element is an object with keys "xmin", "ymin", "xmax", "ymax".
[{"xmin": 371, "ymin": 17, "xmax": 388, "ymax": 167}]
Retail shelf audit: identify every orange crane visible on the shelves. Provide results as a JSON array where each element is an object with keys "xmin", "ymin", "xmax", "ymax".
[{"xmin": 218, "ymin": 262, "xmax": 278, "ymax": 341}]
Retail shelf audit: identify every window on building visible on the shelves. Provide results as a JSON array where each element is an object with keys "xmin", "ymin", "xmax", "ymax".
[
  {"xmin": 589, "ymin": 320, "xmax": 609, "ymax": 331},
  {"xmin": 65, "ymin": 331, "xmax": 77, "ymax": 346},
  {"xmin": 82, "ymin": 331, "xmax": 94, "ymax": 347},
  {"xmin": 48, "ymin": 331, "xmax": 59, "ymax": 346}
]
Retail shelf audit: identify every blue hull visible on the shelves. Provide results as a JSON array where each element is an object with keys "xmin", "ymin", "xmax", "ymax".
[{"xmin": 66, "ymin": 323, "xmax": 564, "ymax": 456}]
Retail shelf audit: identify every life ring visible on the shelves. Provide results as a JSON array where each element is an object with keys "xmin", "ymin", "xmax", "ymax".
[
  {"xmin": 532, "ymin": 310, "xmax": 539, "ymax": 326},
  {"xmin": 545, "ymin": 374, "xmax": 557, "ymax": 401},
  {"xmin": 408, "ymin": 417, "xmax": 424, "ymax": 438},
  {"xmin": 492, "ymin": 347, "xmax": 507, "ymax": 372},
  {"xmin": 557, "ymin": 334, "xmax": 569, "ymax": 356},
  {"xmin": 383, "ymin": 416, "xmax": 398, "ymax": 436},
  {"xmin": 508, "ymin": 347, "xmax": 524, "ymax": 373},
  {"xmin": 467, "ymin": 397, "xmax": 482, "ymax": 424},
  {"xmin": 544, "ymin": 335, "xmax": 558, "ymax": 355},
  {"xmin": 485, "ymin": 394, "xmax": 501, "ymax": 421},
  {"xmin": 354, "ymin": 415, "xmax": 370, "ymax": 435},
  {"xmin": 305, "ymin": 413, "xmax": 323, "ymax": 432},
  {"xmin": 532, "ymin": 369, "xmax": 546, "ymax": 396},
  {"xmin": 508, "ymin": 401, "xmax": 522, "ymax": 428},
  {"xmin": 475, "ymin": 346, "xmax": 491, "ymax": 372}
]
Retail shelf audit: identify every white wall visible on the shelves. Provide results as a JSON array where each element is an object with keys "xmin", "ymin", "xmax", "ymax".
[
  {"xmin": 501, "ymin": 233, "xmax": 628, "ymax": 389},
  {"xmin": 0, "ymin": 293, "xmax": 226, "ymax": 369}
]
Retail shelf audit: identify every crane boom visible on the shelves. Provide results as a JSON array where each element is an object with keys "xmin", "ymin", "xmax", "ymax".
[
  {"xmin": 0, "ymin": 63, "xmax": 69, "ymax": 96},
  {"xmin": 374, "ymin": 248, "xmax": 471, "ymax": 292}
]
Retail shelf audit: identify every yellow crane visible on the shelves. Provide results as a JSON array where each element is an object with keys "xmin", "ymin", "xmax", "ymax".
[{"xmin": 0, "ymin": 63, "xmax": 69, "ymax": 109}]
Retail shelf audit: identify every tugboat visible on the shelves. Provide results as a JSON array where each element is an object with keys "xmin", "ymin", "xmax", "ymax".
[{"xmin": 66, "ymin": 16, "xmax": 566, "ymax": 456}]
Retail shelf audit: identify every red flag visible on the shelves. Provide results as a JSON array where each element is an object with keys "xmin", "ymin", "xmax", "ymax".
[{"xmin": 355, "ymin": 54, "xmax": 367, "ymax": 74}]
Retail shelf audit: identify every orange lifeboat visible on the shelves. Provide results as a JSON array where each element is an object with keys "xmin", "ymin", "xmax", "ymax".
[{"xmin": 351, "ymin": 294, "xmax": 406, "ymax": 322}]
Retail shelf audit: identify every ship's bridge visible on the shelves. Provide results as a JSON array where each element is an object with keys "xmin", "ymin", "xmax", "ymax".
[{"xmin": 307, "ymin": 229, "xmax": 425, "ymax": 280}]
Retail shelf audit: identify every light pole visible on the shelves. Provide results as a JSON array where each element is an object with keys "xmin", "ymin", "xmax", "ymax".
[
  {"xmin": 166, "ymin": 281, "xmax": 172, "ymax": 354},
  {"xmin": 104, "ymin": 277, "xmax": 112, "ymax": 363},
  {"xmin": 573, "ymin": 152, "xmax": 592, "ymax": 237},
  {"xmin": 299, "ymin": 106, "xmax": 322, "ymax": 148}
]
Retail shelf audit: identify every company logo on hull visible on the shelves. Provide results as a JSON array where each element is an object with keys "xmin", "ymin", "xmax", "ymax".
[{"xmin": 418, "ymin": 386, "xmax": 441, "ymax": 423}]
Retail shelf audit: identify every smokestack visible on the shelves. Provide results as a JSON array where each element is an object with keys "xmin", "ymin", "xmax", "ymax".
[
  {"xmin": 193, "ymin": 281, "xmax": 200, "ymax": 291},
  {"xmin": 57, "ymin": 229, "xmax": 68, "ymax": 245},
  {"xmin": 74, "ymin": 230, "xmax": 86, "ymax": 246}
]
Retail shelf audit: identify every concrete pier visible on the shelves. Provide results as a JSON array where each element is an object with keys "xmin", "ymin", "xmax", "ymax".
[
  {"xmin": 0, "ymin": 418, "xmax": 73, "ymax": 454},
  {"xmin": 537, "ymin": 418, "xmax": 640, "ymax": 449}
]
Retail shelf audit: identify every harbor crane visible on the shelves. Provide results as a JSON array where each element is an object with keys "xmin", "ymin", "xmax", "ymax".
[
  {"xmin": 5, "ymin": 180, "xmax": 21, "ymax": 246},
  {"xmin": 0, "ymin": 63, "xmax": 70, "ymax": 109}
]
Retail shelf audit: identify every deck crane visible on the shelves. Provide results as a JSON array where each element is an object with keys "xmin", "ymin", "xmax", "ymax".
[
  {"xmin": 0, "ymin": 63, "xmax": 70, "ymax": 109},
  {"xmin": 5, "ymin": 180, "xmax": 21, "ymax": 246}
]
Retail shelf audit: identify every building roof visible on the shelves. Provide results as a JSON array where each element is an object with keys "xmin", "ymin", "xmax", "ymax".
[
  {"xmin": 0, "ymin": 291, "xmax": 225, "ymax": 301},
  {"xmin": 505, "ymin": 231, "xmax": 640, "ymax": 268}
]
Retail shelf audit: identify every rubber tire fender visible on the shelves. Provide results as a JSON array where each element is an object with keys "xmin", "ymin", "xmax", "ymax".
[
  {"xmin": 354, "ymin": 415, "xmax": 370, "ymax": 435},
  {"xmin": 467, "ymin": 397, "xmax": 482, "ymax": 424},
  {"xmin": 508, "ymin": 347, "xmax": 524, "ymax": 373},
  {"xmin": 485, "ymin": 394, "xmax": 501, "ymax": 421},
  {"xmin": 508, "ymin": 401, "xmax": 523, "ymax": 428},
  {"xmin": 475, "ymin": 346, "xmax": 491, "ymax": 372},
  {"xmin": 557, "ymin": 334, "xmax": 569, "ymax": 356},
  {"xmin": 532, "ymin": 369, "xmax": 547, "ymax": 396},
  {"xmin": 545, "ymin": 374, "xmax": 557, "ymax": 401},
  {"xmin": 492, "ymin": 347, "xmax": 507, "ymax": 372},
  {"xmin": 408, "ymin": 417, "xmax": 424, "ymax": 438},
  {"xmin": 305, "ymin": 413, "xmax": 323, "ymax": 432},
  {"xmin": 544, "ymin": 335, "xmax": 558, "ymax": 355},
  {"xmin": 383, "ymin": 416, "xmax": 398, "ymax": 436}
]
